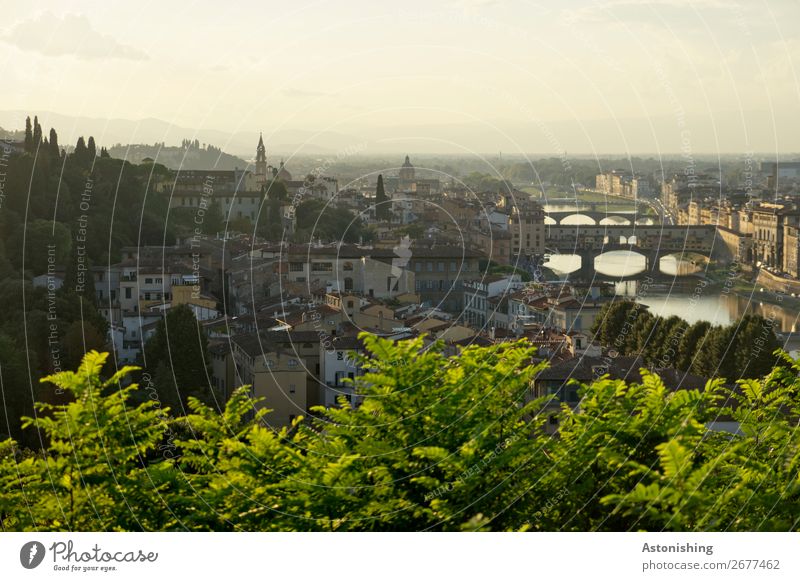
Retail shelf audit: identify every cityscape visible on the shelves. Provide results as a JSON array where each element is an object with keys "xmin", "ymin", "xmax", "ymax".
[{"xmin": 2, "ymin": 1, "xmax": 800, "ymax": 573}]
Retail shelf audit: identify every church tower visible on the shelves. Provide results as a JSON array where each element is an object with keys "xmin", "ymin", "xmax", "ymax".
[
  {"xmin": 399, "ymin": 155, "xmax": 415, "ymax": 182},
  {"xmin": 255, "ymin": 133, "xmax": 267, "ymax": 184}
]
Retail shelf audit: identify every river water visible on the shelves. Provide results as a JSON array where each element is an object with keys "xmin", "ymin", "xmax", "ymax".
[
  {"xmin": 540, "ymin": 200, "xmax": 800, "ymax": 336},
  {"xmin": 543, "ymin": 251, "xmax": 800, "ymax": 334}
]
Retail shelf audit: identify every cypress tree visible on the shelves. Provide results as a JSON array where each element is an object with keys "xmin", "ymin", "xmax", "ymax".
[
  {"xmin": 74, "ymin": 137, "xmax": 88, "ymax": 164},
  {"xmin": 49, "ymin": 128, "xmax": 60, "ymax": 158},
  {"xmin": 24, "ymin": 116, "xmax": 33, "ymax": 152},
  {"xmin": 87, "ymin": 136, "xmax": 97, "ymax": 160},
  {"xmin": 32, "ymin": 115, "xmax": 42, "ymax": 148},
  {"xmin": 375, "ymin": 174, "xmax": 389, "ymax": 221}
]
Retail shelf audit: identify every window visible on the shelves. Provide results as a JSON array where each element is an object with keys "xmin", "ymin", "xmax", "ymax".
[
  {"xmin": 288, "ymin": 359, "xmax": 297, "ymax": 368},
  {"xmin": 414, "ymin": 262, "xmax": 422, "ymax": 272},
  {"xmin": 427, "ymin": 262, "xmax": 433, "ymax": 272},
  {"xmin": 437, "ymin": 262, "xmax": 445, "ymax": 272},
  {"xmin": 343, "ymin": 261, "xmax": 353, "ymax": 271},
  {"xmin": 125, "ymin": 287, "xmax": 132, "ymax": 299},
  {"xmin": 145, "ymin": 278, "xmax": 153, "ymax": 284},
  {"xmin": 450, "ymin": 261, "xmax": 457, "ymax": 271},
  {"xmin": 289, "ymin": 384, "xmax": 296, "ymax": 394},
  {"xmin": 144, "ymin": 292, "xmax": 151, "ymax": 300},
  {"xmin": 312, "ymin": 262, "xmax": 333, "ymax": 273},
  {"xmin": 289, "ymin": 262, "xmax": 304, "ymax": 272}
]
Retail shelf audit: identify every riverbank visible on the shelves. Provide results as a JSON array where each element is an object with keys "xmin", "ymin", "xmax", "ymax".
[{"xmin": 703, "ymin": 264, "xmax": 800, "ymax": 309}]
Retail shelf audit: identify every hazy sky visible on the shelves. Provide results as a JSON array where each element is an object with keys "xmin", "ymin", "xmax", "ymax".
[{"xmin": 2, "ymin": 0, "xmax": 800, "ymax": 154}]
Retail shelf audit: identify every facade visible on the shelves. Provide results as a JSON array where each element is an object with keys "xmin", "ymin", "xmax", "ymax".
[
  {"xmin": 752, "ymin": 204, "xmax": 800, "ymax": 269},
  {"xmin": 408, "ymin": 246, "xmax": 483, "ymax": 311},
  {"xmin": 596, "ymin": 170, "xmax": 651, "ymax": 199},
  {"xmin": 232, "ymin": 334, "xmax": 308, "ymax": 428},
  {"xmin": 509, "ymin": 200, "xmax": 546, "ymax": 259},
  {"xmin": 463, "ymin": 274, "xmax": 522, "ymax": 328},
  {"xmin": 320, "ymin": 336, "xmax": 367, "ymax": 407},
  {"xmin": 283, "ymin": 245, "xmax": 415, "ymax": 299},
  {"xmin": 784, "ymin": 225, "xmax": 800, "ymax": 278}
]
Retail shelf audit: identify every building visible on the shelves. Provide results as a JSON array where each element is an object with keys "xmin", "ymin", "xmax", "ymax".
[
  {"xmin": 232, "ymin": 333, "xmax": 308, "ymax": 428},
  {"xmin": 752, "ymin": 203, "xmax": 800, "ymax": 269},
  {"xmin": 508, "ymin": 289, "xmax": 603, "ymax": 333},
  {"xmin": 463, "ymin": 274, "xmax": 522, "ymax": 328},
  {"xmin": 283, "ymin": 244, "xmax": 416, "ymax": 299},
  {"xmin": 508, "ymin": 200, "xmax": 546, "ymax": 259},
  {"xmin": 595, "ymin": 170, "xmax": 652, "ymax": 199},
  {"xmin": 784, "ymin": 225, "xmax": 800, "ymax": 278},
  {"xmin": 320, "ymin": 336, "xmax": 367, "ymax": 407},
  {"xmin": 383, "ymin": 155, "xmax": 441, "ymax": 195}
]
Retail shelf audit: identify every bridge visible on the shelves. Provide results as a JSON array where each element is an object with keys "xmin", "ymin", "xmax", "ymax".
[
  {"xmin": 543, "ymin": 224, "xmax": 718, "ymax": 279},
  {"xmin": 543, "ymin": 199, "xmax": 653, "ymax": 225},
  {"xmin": 545, "ymin": 210, "xmax": 647, "ymax": 225}
]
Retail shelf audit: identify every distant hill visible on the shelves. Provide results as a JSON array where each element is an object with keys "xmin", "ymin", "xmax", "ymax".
[
  {"xmin": 107, "ymin": 141, "xmax": 248, "ymax": 170},
  {"xmin": 0, "ymin": 126, "xmax": 23, "ymax": 141}
]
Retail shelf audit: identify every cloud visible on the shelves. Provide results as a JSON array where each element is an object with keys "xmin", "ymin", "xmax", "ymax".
[
  {"xmin": 561, "ymin": 0, "xmax": 734, "ymax": 26},
  {"xmin": 281, "ymin": 88, "xmax": 330, "ymax": 98},
  {"xmin": 0, "ymin": 12, "xmax": 148, "ymax": 60}
]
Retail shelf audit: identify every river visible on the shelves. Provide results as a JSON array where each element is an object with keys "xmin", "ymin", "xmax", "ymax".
[{"xmin": 543, "ymin": 251, "xmax": 800, "ymax": 335}]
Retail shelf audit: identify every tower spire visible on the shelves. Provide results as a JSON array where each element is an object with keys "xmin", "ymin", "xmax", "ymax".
[{"xmin": 255, "ymin": 132, "xmax": 267, "ymax": 182}]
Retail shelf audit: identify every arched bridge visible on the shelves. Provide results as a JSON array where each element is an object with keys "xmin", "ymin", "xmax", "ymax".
[
  {"xmin": 544, "ymin": 225, "xmax": 718, "ymax": 279},
  {"xmin": 545, "ymin": 211, "xmax": 647, "ymax": 225}
]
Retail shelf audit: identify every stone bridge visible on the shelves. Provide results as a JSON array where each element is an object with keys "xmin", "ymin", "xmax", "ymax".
[
  {"xmin": 543, "ymin": 225, "xmax": 718, "ymax": 279},
  {"xmin": 545, "ymin": 210, "xmax": 646, "ymax": 225}
]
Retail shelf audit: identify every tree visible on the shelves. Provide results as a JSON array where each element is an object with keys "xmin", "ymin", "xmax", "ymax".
[
  {"xmin": 32, "ymin": 116, "xmax": 42, "ymax": 149},
  {"xmin": 202, "ymin": 200, "xmax": 224, "ymax": 235},
  {"xmin": 87, "ymin": 136, "xmax": 97, "ymax": 161},
  {"xmin": 732, "ymin": 314, "xmax": 784, "ymax": 379},
  {"xmin": 375, "ymin": 174, "xmax": 390, "ymax": 221},
  {"xmin": 676, "ymin": 320, "xmax": 711, "ymax": 372},
  {"xmin": 49, "ymin": 128, "xmax": 60, "ymax": 159},
  {"xmin": 294, "ymin": 199, "xmax": 368, "ymax": 244},
  {"xmin": 3, "ymin": 339, "xmax": 800, "ymax": 531},
  {"xmin": 10, "ymin": 219, "xmax": 72, "ymax": 275},
  {"xmin": 590, "ymin": 300, "xmax": 641, "ymax": 350},
  {"xmin": 59, "ymin": 320, "xmax": 107, "ymax": 371},
  {"xmin": 24, "ymin": 116, "xmax": 33, "ymax": 153},
  {"xmin": 144, "ymin": 305, "xmax": 213, "ymax": 413},
  {"xmin": 74, "ymin": 137, "xmax": 88, "ymax": 165},
  {"xmin": 0, "ymin": 334, "xmax": 33, "ymax": 443}
]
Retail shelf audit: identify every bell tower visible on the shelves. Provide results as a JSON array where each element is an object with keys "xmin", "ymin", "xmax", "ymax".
[{"xmin": 255, "ymin": 133, "xmax": 267, "ymax": 183}]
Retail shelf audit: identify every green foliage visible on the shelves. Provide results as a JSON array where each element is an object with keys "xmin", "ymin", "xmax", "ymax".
[
  {"xmin": 2, "ymin": 337, "xmax": 800, "ymax": 531},
  {"xmin": 143, "ymin": 305, "xmax": 214, "ymax": 414},
  {"xmin": 592, "ymin": 302, "xmax": 783, "ymax": 380},
  {"xmin": 294, "ymin": 199, "xmax": 370, "ymax": 244}
]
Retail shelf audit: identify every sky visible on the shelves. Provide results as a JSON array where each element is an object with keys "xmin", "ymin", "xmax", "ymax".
[{"xmin": 2, "ymin": 0, "xmax": 800, "ymax": 155}]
